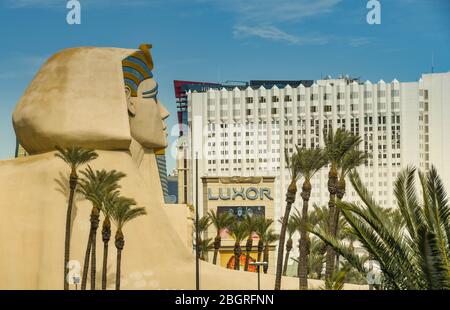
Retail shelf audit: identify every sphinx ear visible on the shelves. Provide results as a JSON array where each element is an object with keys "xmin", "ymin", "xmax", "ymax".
[{"xmin": 125, "ymin": 87, "xmax": 136, "ymax": 116}]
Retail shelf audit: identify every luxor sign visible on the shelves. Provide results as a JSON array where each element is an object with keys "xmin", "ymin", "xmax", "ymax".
[{"xmin": 208, "ymin": 187, "xmax": 273, "ymax": 201}]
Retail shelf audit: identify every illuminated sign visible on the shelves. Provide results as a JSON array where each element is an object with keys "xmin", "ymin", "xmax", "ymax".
[
  {"xmin": 208, "ymin": 187, "xmax": 273, "ymax": 201},
  {"xmin": 217, "ymin": 206, "xmax": 265, "ymax": 220}
]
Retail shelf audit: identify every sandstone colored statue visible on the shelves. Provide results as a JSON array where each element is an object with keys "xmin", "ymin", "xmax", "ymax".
[{"xmin": 0, "ymin": 45, "xmax": 364, "ymax": 290}]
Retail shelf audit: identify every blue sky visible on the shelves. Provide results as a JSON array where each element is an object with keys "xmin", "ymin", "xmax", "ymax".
[{"xmin": 0, "ymin": 0, "xmax": 449, "ymax": 172}]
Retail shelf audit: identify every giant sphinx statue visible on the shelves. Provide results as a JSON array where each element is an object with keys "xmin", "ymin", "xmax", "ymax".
[{"xmin": 0, "ymin": 44, "xmax": 348, "ymax": 290}]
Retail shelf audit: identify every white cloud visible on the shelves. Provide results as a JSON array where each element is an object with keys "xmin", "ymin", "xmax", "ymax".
[
  {"xmin": 3, "ymin": 0, "xmax": 158, "ymax": 9},
  {"xmin": 213, "ymin": 0, "xmax": 342, "ymax": 23},
  {"xmin": 233, "ymin": 25, "xmax": 330, "ymax": 46},
  {"xmin": 209, "ymin": 0, "xmax": 343, "ymax": 46},
  {"xmin": 348, "ymin": 37, "xmax": 371, "ymax": 47},
  {"xmin": 4, "ymin": 0, "xmax": 65, "ymax": 8}
]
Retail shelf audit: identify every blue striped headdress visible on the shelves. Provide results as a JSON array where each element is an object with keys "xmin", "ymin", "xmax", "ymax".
[{"xmin": 122, "ymin": 44, "xmax": 157, "ymax": 98}]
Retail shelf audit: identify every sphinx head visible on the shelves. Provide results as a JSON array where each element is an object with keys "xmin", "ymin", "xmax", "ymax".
[
  {"xmin": 12, "ymin": 44, "xmax": 169, "ymax": 154},
  {"xmin": 123, "ymin": 44, "xmax": 169, "ymax": 149}
]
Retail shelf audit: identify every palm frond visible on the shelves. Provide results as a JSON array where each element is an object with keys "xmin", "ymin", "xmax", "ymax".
[
  {"xmin": 230, "ymin": 221, "xmax": 248, "ymax": 243},
  {"xmin": 110, "ymin": 197, "xmax": 146, "ymax": 229},
  {"xmin": 416, "ymin": 225, "xmax": 450, "ymax": 289},
  {"xmin": 295, "ymin": 146, "xmax": 328, "ymax": 180},
  {"xmin": 55, "ymin": 146, "xmax": 98, "ymax": 170}
]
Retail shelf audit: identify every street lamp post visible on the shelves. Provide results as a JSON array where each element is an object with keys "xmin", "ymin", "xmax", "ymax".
[
  {"xmin": 195, "ymin": 152, "xmax": 200, "ymax": 290},
  {"xmin": 249, "ymin": 262, "xmax": 268, "ymax": 290}
]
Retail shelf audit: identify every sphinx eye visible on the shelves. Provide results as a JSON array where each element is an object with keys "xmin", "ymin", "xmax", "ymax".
[{"xmin": 142, "ymin": 84, "xmax": 158, "ymax": 99}]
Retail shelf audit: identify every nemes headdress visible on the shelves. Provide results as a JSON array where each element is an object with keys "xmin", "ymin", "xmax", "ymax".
[{"xmin": 122, "ymin": 44, "xmax": 156, "ymax": 97}]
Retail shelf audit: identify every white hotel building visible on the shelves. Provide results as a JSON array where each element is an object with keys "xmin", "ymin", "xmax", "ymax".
[{"xmin": 179, "ymin": 72, "xmax": 450, "ymax": 224}]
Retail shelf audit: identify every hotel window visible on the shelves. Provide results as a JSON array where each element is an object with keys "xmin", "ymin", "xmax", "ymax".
[
  {"xmin": 337, "ymin": 92, "xmax": 345, "ymax": 100},
  {"xmin": 324, "ymin": 93, "xmax": 331, "ymax": 100},
  {"xmin": 310, "ymin": 94, "xmax": 318, "ymax": 101},
  {"xmin": 310, "ymin": 106, "xmax": 317, "ymax": 113},
  {"xmin": 271, "ymin": 108, "xmax": 278, "ymax": 114},
  {"xmin": 350, "ymin": 92, "xmax": 359, "ymax": 99},
  {"xmin": 259, "ymin": 96, "xmax": 266, "ymax": 103},
  {"xmin": 324, "ymin": 105, "xmax": 332, "ymax": 113},
  {"xmin": 297, "ymin": 94, "xmax": 305, "ymax": 101},
  {"xmin": 364, "ymin": 91, "xmax": 372, "ymax": 98},
  {"xmin": 272, "ymin": 96, "xmax": 279, "ymax": 102},
  {"xmin": 378, "ymin": 102, "xmax": 386, "ymax": 110},
  {"xmin": 377, "ymin": 90, "xmax": 385, "ymax": 97},
  {"xmin": 391, "ymin": 89, "xmax": 400, "ymax": 97},
  {"xmin": 424, "ymin": 90, "xmax": 429, "ymax": 100},
  {"xmin": 284, "ymin": 95, "xmax": 292, "ymax": 102}
]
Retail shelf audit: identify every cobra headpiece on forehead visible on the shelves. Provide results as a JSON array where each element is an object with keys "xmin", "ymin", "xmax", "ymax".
[{"xmin": 122, "ymin": 44, "xmax": 158, "ymax": 98}]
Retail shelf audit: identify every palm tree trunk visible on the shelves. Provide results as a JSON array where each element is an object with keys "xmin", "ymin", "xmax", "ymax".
[
  {"xmin": 283, "ymin": 238, "xmax": 293, "ymax": 276},
  {"xmin": 90, "ymin": 206, "xmax": 100, "ymax": 290},
  {"xmin": 212, "ymin": 235, "xmax": 221, "ymax": 265},
  {"xmin": 81, "ymin": 229, "xmax": 93, "ymax": 290},
  {"xmin": 115, "ymin": 249, "xmax": 122, "ymax": 290},
  {"xmin": 332, "ymin": 179, "xmax": 345, "ymax": 266},
  {"xmin": 325, "ymin": 199, "xmax": 336, "ymax": 278},
  {"xmin": 244, "ymin": 237, "xmax": 252, "ymax": 271},
  {"xmin": 257, "ymin": 240, "xmax": 263, "ymax": 263},
  {"xmin": 325, "ymin": 166, "xmax": 338, "ymax": 279},
  {"xmin": 102, "ymin": 242, "xmax": 109, "ymax": 290},
  {"xmin": 115, "ymin": 230, "xmax": 125, "ymax": 290},
  {"xmin": 263, "ymin": 244, "xmax": 269, "ymax": 274},
  {"xmin": 101, "ymin": 217, "xmax": 111, "ymax": 290},
  {"xmin": 299, "ymin": 182, "xmax": 312, "ymax": 290},
  {"xmin": 275, "ymin": 181, "xmax": 297, "ymax": 290},
  {"xmin": 234, "ymin": 243, "xmax": 241, "ymax": 271},
  {"xmin": 64, "ymin": 170, "xmax": 77, "ymax": 290},
  {"xmin": 297, "ymin": 239, "xmax": 302, "ymax": 278}
]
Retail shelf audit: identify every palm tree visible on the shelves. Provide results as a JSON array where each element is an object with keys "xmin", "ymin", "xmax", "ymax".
[
  {"xmin": 305, "ymin": 204, "xmax": 329, "ymax": 280},
  {"xmin": 229, "ymin": 221, "xmax": 248, "ymax": 271},
  {"xmin": 281, "ymin": 216, "xmax": 298, "ymax": 276},
  {"xmin": 322, "ymin": 269, "xmax": 348, "ymax": 290},
  {"xmin": 78, "ymin": 167, "xmax": 125, "ymax": 290},
  {"xmin": 55, "ymin": 146, "xmax": 98, "ymax": 290},
  {"xmin": 199, "ymin": 238, "xmax": 214, "ymax": 261},
  {"xmin": 309, "ymin": 166, "xmax": 450, "ymax": 290},
  {"xmin": 295, "ymin": 146, "xmax": 328, "ymax": 289},
  {"xmin": 332, "ymin": 149, "xmax": 367, "ymax": 264},
  {"xmin": 254, "ymin": 218, "xmax": 274, "ymax": 266},
  {"xmin": 323, "ymin": 128, "xmax": 361, "ymax": 278},
  {"xmin": 243, "ymin": 214, "xmax": 259, "ymax": 271},
  {"xmin": 100, "ymin": 191, "xmax": 121, "ymax": 290},
  {"xmin": 263, "ymin": 230, "xmax": 279, "ymax": 274},
  {"xmin": 208, "ymin": 210, "xmax": 234, "ymax": 265},
  {"xmin": 275, "ymin": 148, "xmax": 302, "ymax": 290},
  {"xmin": 194, "ymin": 216, "xmax": 211, "ymax": 259},
  {"xmin": 110, "ymin": 197, "xmax": 146, "ymax": 290}
]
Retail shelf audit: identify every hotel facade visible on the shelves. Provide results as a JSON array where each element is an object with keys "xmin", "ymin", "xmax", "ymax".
[{"xmin": 177, "ymin": 72, "xmax": 449, "ymax": 265}]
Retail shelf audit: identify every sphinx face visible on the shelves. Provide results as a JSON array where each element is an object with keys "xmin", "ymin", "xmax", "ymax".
[{"xmin": 127, "ymin": 78, "xmax": 169, "ymax": 149}]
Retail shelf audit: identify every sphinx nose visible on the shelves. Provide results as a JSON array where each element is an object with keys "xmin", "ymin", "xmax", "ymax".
[{"xmin": 159, "ymin": 102, "xmax": 170, "ymax": 120}]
